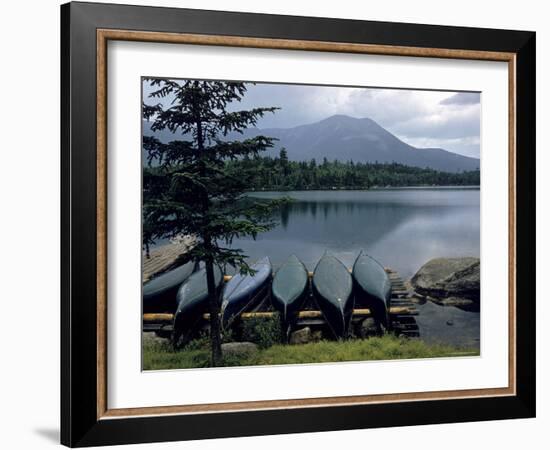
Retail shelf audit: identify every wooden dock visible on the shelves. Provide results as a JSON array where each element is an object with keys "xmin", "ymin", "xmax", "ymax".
[
  {"xmin": 143, "ymin": 266, "xmax": 420, "ymax": 338},
  {"xmin": 385, "ymin": 268, "xmax": 420, "ymax": 337},
  {"xmin": 142, "ymin": 235, "xmax": 197, "ymax": 283}
]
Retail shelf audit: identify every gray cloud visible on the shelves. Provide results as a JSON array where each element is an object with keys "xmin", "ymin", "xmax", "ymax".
[
  {"xmin": 143, "ymin": 80, "xmax": 480, "ymax": 158},
  {"xmin": 439, "ymin": 92, "xmax": 480, "ymax": 105}
]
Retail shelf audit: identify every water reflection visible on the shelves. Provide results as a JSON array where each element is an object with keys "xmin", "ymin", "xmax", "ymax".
[{"xmin": 236, "ymin": 189, "xmax": 480, "ymax": 279}]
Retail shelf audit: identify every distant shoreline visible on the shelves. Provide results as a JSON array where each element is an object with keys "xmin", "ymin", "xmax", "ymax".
[{"xmin": 247, "ymin": 185, "xmax": 480, "ymax": 193}]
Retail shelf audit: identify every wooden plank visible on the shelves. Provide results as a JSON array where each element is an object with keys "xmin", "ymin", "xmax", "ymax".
[
  {"xmin": 143, "ymin": 324, "xmax": 174, "ymax": 332},
  {"xmin": 388, "ymin": 307, "xmax": 416, "ymax": 315},
  {"xmin": 142, "ymin": 235, "xmax": 197, "ymax": 283},
  {"xmin": 297, "ymin": 319, "xmax": 326, "ymax": 326},
  {"xmin": 143, "ymin": 313, "xmax": 173, "ymax": 323},
  {"xmin": 200, "ymin": 306, "xmax": 415, "ymax": 321},
  {"xmin": 142, "ymin": 307, "xmax": 418, "ymax": 324},
  {"xmin": 391, "ymin": 311, "xmax": 418, "ymax": 317}
]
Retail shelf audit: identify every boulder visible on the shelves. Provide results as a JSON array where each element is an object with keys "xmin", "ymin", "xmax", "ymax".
[
  {"xmin": 289, "ymin": 327, "xmax": 312, "ymax": 345},
  {"xmin": 221, "ymin": 342, "xmax": 258, "ymax": 358},
  {"xmin": 360, "ymin": 317, "xmax": 380, "ymax": 337},
  {"xmin": 411, "ymin": 258, "xmax": 480, "ymax": 305}
]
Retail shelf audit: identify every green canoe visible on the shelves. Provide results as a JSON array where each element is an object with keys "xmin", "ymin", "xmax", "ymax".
[
  {"xmin": 352, "ymin": 251, "xmax": 391, "ymax": 327},
  {"xmin": 172, "ymin": 265, "xmax": 223, "ymax": 345},
  {"xmin": 142, "ymin": 261, "xmax": 196, "ymax": 313},
  {"xmin": 312, "ymin": 254, "xmax": 354, "ymax": 338},
  {"xmin": 271, "ymin": 255, "xmax": 309, "ymax": 326}
]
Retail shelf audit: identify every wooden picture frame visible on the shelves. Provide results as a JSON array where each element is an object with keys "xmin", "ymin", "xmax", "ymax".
[{"xmin": 61, "ymin": 1, "xmax": 535, "ymax": 447}]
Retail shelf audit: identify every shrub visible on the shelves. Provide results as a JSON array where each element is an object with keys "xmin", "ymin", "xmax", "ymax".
[
  {"xmin": 184, "ymin": 330, "xmax": 211, "ymax": 351},
  {"xmin": 240, "ymin": 313, "xmax": 282, "ymax": 349}
]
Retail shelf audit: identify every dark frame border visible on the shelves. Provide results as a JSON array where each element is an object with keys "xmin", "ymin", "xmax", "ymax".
[{"xmin": 61, "ymin": 2, "xmax": 535, "ymax": 447}]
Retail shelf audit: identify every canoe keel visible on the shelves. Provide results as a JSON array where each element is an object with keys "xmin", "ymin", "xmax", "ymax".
[{"xmin": 271, "ymin": 255, "xmax": 309, "ymax": 332}]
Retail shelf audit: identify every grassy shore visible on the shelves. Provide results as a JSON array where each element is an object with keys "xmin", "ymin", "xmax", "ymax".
[{"xmin": 143, "ymin": 334, "xmax": 479, "ymax": 370}]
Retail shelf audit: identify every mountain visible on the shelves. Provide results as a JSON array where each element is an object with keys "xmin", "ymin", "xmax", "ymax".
[{"xmin": 143, "ymin": 114, "xmax": 479, "ymax": 173}]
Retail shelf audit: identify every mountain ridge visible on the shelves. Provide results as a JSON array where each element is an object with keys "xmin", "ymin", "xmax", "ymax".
[{"xmin": 143, "ymin": 114, "xmax": 479, "ymax": 173}]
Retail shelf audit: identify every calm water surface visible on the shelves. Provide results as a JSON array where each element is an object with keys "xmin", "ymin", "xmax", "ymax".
[{"xmin": 232, "ymin": 188, "xmax": 480, "ymax": 349}]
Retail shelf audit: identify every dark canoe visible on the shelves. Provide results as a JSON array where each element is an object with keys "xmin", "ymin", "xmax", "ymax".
[
  {"xmin": 312, "ymin": 254, "xmax": 354, "ymax": 338},
  {"xmin": 352, "ymin": 251, "xmax": 392, "ymax": 327},
  {"xmin": 271, "ymin": 255, "xmax": 309, "ymax": 325},
  {"xmin": 173, "ymin": 265, "xmax": 223, "ymax": 344},
  {"xmin": 221, "ymin": 257, "xmax": 272, "ymax": 330},
  {"xmin": 142, "ymin": 261, "xmax": 195, "ymax": 313}
]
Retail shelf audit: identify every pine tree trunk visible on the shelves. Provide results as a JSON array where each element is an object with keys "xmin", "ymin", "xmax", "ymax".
[
  {"xmin": 193, "ymin": 106, "xmax": 223, "ymax": 366},
  {"xmin": 205, "ymin": 258, "xmax": 222, "ymax": 366}
]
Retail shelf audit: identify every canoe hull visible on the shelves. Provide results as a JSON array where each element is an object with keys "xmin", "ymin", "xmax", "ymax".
[
  {"xmin": 312, "ymin": 286, "xmax": 354, "ymax": 338},
  {"xmin": 353, "ymin": 252, "xmax": 392, "ymax": 328},
  {"xmin": 221, "ymin": 257, "xmax": 272, "ymax": 330},
  {"xmin": 312, "ymin": 255, "xmax": 354, "ymax": 339},
  {"xmin": 271, "ymin": 255, "xmax": 309, "ymax": 327},
  {"xmin": 173, "ymin": 266, "xmax": 223, "ymax": 345},
  {"xmin": 142, "ymin": 261, "xmax": 195, "ymax": 313}
]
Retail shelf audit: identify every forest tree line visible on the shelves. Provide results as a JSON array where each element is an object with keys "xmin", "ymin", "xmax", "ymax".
[{"xmin": 223, "ymin": 149, "xmax": 480, "ymax": 190}]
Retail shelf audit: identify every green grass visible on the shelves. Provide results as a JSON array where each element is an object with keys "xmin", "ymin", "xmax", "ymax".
[{"xmin": 143, "ymin": 334, "xmax": 479, "ymax": 371}]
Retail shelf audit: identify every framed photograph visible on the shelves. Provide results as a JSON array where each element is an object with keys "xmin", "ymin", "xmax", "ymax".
[{"xmin": 61, "ymin": 1, "xmax": 535, "ymax": 447}]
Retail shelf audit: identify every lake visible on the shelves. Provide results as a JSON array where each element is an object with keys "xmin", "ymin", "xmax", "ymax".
[{"xmin": 232, "ymin": 188, "xmax": 480, "ymax": 349}]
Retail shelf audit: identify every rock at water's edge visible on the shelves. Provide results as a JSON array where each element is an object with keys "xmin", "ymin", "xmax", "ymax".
[{"xmin": 411, "ymin": 257, "xmax": 480, "ymax": 305}]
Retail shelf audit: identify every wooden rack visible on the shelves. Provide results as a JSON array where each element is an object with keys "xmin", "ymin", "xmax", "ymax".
[{"xmin": 143, "ymin": 267, "xmax": 420, "ymax": 338}]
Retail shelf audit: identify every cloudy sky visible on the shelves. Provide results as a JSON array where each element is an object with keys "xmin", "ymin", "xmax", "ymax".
[{"xmin": 143, "ymin": 80, "xmax": 480, "ymax": 158}]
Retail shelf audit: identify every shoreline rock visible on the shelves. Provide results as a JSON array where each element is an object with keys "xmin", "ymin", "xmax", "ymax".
[{"xmin": 411, "ymin": 257, "xmax": 480, "ymax": 311}]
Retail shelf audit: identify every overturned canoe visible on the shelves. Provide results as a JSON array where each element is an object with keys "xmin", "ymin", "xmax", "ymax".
[
  {"xmin": 142, "ymin": 261, "xmax": 195, "ymax": 313},
  {"xmin": 353, "ymin": 251, "xmax": 391, "ymax": 327},
  {"xmin": 272, "ymin": 255, "xmax": 309, "ymax": 326},
  {"xmin": 312, "ymin": 254, "xmax": 354, "ymax": 338},
  {"xmin": 221, "ymin": 257, "xmax": 272, "ymax": 330},
  {"xmin": 172, "ymin": 265, "xmax": 223, "ymax": 344}
]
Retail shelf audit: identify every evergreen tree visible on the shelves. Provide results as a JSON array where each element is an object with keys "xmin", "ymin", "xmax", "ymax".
[
  {"xmin": 279, "ymin": 147, "xmax": 290, "ymax": 177},
  {"xmin": 142, "ymin": 79, "xmax": 280, "ymax": 366}
]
